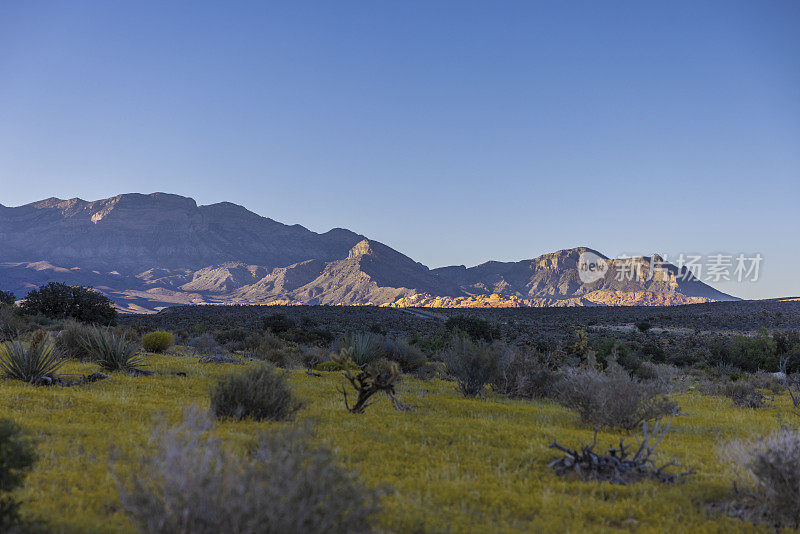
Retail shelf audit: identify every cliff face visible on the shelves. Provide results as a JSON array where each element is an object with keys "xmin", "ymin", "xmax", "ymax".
[{"xmin": 0, "ymin": 193, "xmax": 737, "ymax": 312}]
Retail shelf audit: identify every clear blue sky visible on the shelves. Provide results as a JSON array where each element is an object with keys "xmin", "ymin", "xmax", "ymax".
[{"xmin": 1, "ymin": 1, "xmax": 798, "ymax": 299}]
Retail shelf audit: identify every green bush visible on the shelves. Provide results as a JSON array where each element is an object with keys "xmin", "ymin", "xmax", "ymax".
[
  {"xmin": 315, "ymin": 360, "xmax": 347, "ymax": 372},
  {"xmin": 210, "ymin": 365, "xmax": 301, "ymax": 421},
  {"xmin": 81, "ymin": 327, "xmax": 146, "ymax": 373},
  {"xmin": 21, "ymin": 283, "xmax": 117, "ymax": 325},
  {"xmin": 0, "ymin": 419, "xmax": 37, "ymax": 529},
  {"xmin": 262, "ymin": 313, "xmax": 296, "ymax": 334},
  {"xmin": 0, "ymin": 336, "xmax": 64, "ymax": 383},
  {"xmin": 445, "ymin": 314, "xmax": 496, "ymax": 342},
  {"xmin": 141, "ymin": 332, "xmax": 175, "ymax": 353},
  {"xmin": 710, "ymin": 329, "xmax": 779, "ymax": 372},
  {"xmin": 408, "ymin": 331, "xmax": 450, "ymax": 355}
]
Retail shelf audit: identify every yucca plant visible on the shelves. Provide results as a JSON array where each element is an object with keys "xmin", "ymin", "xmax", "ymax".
[
  {"xmin": 339, "ymin": 332, "xmax": 385, "ymax": 367},
  {"xmin": 81, "ymin": 327, "xmax": 146, "ymax": 373},
  {"xmin": 0, "ymin": 337, "xmax": 64, "ymax": 383}
]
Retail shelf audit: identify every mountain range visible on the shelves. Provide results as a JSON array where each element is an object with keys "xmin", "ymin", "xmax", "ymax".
[{"xmin": 0, "ymin": 193, "xmax": 736, "ymax": 313}]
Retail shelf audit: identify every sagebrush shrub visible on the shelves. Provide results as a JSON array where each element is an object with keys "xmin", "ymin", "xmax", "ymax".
[
  {"xmin": 0, "ymin": 419, "xmax": 37, "ymax": 529},
  {"xmin": 382, "ymin": 337, "xmax": 426, "ymax": 372},
  {"xmin": 55, "ymin": 320, "xmax": 94, "ymax": 360},
  {"xmin": 81, "ymin": 327, "xmax": 146, "ymax": 373},
  {"xmin": 728, "ymin": 429, "xmax": 800, "ymax": 527},
  {"xmin": 210, "ymin": 365, "xmax": 301, "ymax": 421},
  {"xmin": 0, "ymin": 306, "xmax": 31, "ymax": 343},
  {"xmin": 443, "ymin": 337, "xmax": 502, "ymax": 397},
  {"xmin": 0, "ymin": 337, "xmax": 63, "ymax": 383},
  {"xmin": 118, "ymin": 408, "xmax": 379, "ymax": 534},
  {"xmin": 186, "ymin": 333, "xmax": 223, "ymax": 356},
  {"xmin": 723, "ymin": 380, "xmax": 773, "ymax": 408},
  {"xmin": 557, "ymin": 362, "xmax": 678, "ymax": 430},
  {"xmin": 494, "ymin": 348, "xmax": 561, "ymax": 400},
  {"xmin": 249, "ymin": 335, "xmax": 303, "ymax": 368},
  {"xmin": 141, "ymin": 332, "xmax": 175, "ymax": 353}
]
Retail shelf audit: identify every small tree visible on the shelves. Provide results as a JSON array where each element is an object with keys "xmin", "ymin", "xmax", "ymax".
[
  {"xmin": 0, "ymin": 291, "xmax": 15, "ymax": 306},
  {"xmin": 21, "ymin": 283, "xmax": 116, "ymax": 324},
  {"xmin": 445, "ymin": 315, "xmax": 495, "ymax": 342}
]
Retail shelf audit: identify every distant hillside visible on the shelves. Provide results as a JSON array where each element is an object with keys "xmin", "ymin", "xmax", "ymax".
[{"xmin": 0, "ymin": 193, "xmax": 737, "ymax": 312}]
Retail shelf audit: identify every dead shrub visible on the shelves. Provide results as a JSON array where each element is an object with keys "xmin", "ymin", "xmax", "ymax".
[
  {"xmin": 337, "ymin": 358, "xmax": 408, "ymax": 413},
  {"xmin": 723, "ymin": 380, "xmax": 773, "ymax": 409},
  {"xmin": 549, "ymin": 414, "xmax": 692, "ymax": 485},
  {"xmin": 786, "ymin": 373, "xmax": 800, "ymax": 409}
]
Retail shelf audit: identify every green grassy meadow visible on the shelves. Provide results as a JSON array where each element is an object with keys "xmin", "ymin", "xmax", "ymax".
[{"xmin": 1, "ymin": 352, "xmax": 794, "ymax": 533}]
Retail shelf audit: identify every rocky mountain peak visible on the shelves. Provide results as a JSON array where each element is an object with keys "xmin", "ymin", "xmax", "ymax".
[{"xmin": 348, "ymin": 239, "xmax": 377, "ymax": 259}]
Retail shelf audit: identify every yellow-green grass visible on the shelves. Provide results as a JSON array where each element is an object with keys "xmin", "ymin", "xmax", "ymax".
[{"xmin": 0, "ymin": 353, "xmax": 795, "ymax": 533}]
